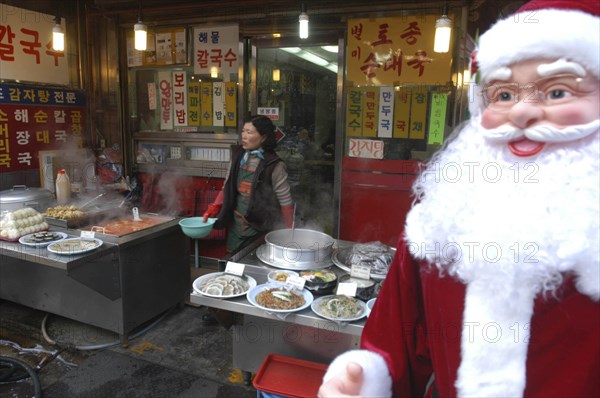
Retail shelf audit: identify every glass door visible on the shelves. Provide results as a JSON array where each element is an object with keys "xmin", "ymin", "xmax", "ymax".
[{"xmin": 256, "ymin": 45, "xmax": 338, "ymax": 235}]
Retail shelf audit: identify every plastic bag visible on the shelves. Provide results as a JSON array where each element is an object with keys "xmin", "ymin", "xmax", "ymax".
[{"xmin": 346, "ymin": 241, "xmax": 394, "ymax": 276}]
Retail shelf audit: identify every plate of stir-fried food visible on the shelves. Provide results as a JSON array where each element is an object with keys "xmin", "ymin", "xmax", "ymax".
[
  {"xmin": 247, "ymin": 282, "xmax": 313, "ymax": 313},
  {"xmin": 311, "ymin": 295, "xmax": 366, "ymax": 322}
]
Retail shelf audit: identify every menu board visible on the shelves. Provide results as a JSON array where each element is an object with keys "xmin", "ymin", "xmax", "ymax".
[{"xmin": 0, "ymin": 83, "xmax": 86, "ymax": 172}]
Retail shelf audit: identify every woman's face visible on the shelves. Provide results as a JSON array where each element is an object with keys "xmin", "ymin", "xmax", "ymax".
[{"xmin": 241, "ymin": 122, "xmax": 266, "ymax": 150}]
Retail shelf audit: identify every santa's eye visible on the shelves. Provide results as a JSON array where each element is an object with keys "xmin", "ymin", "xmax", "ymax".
[
  {"xmin": 544, "ymin": 88, "xmax": 572, "ymax": 101},
  {"xmin": 485, "ymin": 84, "xmax": 518, "ymax": 105},
  {"xmin": 497, "ymin": 91, "xmax": 515, "ymax": 102}
]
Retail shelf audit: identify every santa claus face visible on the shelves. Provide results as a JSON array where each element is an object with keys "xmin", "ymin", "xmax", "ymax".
[{"xmin": 481, "ymin": 59, "xmax": 600, "ymax": 157}]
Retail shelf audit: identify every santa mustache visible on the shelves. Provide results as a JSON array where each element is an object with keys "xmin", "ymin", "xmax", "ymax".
[{"xmin": 481, "ymin": 119, "xmax": 600, "ymax": 143}]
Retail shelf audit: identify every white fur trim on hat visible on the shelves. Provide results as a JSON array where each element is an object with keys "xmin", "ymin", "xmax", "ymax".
[
  {"xmin": 469, "ymin": 8, "xmax": 599, "ymax": 116},
  {"xmin": 322, "ymin": 349, "xmax": 392, "ymax": 397}
]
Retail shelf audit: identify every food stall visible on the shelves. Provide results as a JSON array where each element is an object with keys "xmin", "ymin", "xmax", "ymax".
[
  {"xmin": 189, "ymin": 231, "xmax": 393, "ymax": 380},
  {"xmin": 0, "ymin": 206, "xmax": 190, "ymax": 345}
]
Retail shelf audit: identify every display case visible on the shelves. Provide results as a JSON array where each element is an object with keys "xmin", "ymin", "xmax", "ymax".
[
  {"xmin": 124, "ymin": 25, "xmax": 244, "ymax": 178},
  {"xmin": 133, "ymin": 131, "xmax": 237, "ymax": 178}
]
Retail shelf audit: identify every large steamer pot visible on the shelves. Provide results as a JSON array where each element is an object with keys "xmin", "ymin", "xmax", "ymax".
[
  {"xmin": 0, "ymin": 185, "xmax": 55, "ymax": 214},
  {"xmin": 264, "ymin": 229, "xmax": 335, "ymax": 265}
]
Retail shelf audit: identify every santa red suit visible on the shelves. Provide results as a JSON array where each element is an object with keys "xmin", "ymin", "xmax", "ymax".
[{"xmin": 322, "ymin": 1, "xmax": 600, "ymax": 397}]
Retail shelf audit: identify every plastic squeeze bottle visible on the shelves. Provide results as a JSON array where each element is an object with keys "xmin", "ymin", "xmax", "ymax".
[{"xmin": 55, "ymin": 169, "xmax": 72, "ymax": 205}]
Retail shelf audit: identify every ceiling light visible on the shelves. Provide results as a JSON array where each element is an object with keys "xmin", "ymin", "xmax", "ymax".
[
  {"xmin": 281, "ymin": 47, "xmax": 302, "ymax": 54},
  {"xmin": 134, "ymin": 2, "xmax": 147, "ymax": 51},
  {"xmin": 52, "ymin": 16, "xmax": 64, "ymax": 52},
  {"xmin": 325, "ymin": 63, "xmax": 338, "ymax": 73},
  {"xmin": 297, "ymin": 51, "xmax": 328, "ymax": 66},
  {"xmin": 434, "ymin": 6, "xmax": 452, "ymax": 53},
  {"xmin": 321, "ymin": 46, "xmax": 338, "ymax": 53},
  {"xmin": 299, "ymin": 3, "xmax": 309, "ymax": 39},
  {"xmin": 134, "ymin": 18, "xmax": 147, "ymax": 51}
]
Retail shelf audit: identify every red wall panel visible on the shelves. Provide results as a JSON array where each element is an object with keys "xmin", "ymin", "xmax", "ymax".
[{"xmin": 340, "ymin": 157, "xmax": 421, "ymax": 246}]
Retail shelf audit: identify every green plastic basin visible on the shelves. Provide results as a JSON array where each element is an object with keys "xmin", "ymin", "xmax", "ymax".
[{"xmin": 179, "ymin": 217, "xmax": 217, "ymax": 239}]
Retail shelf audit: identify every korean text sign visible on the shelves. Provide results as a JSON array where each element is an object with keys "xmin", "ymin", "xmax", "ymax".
[
  {"xmin": 0, "ymin": 4, "xmax": 69, "ymax": 85},
  {"xmin": 346, "ymin": 15, "xmax": 452, "ymax": 85},
  {"xmin": 0, "ymin": 84, "xmax": 86, "ymax": 172},
  {"xmin": 193, "ymin": 25, "xmax": 239, "ymax": 76}
]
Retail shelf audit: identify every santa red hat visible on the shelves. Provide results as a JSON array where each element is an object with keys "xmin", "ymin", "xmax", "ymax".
[{"xmin": 469, "ymin": 0, "xmax": 600, "ymax": 116}]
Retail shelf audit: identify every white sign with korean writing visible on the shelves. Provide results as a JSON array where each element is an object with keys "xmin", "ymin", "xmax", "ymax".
[
  {"xmin": 378, "ymin": 86, "xmax": 394, "ymax": 138},
  {"xmin": 158, "ymin": 71, "xmax": 173, "ymax": 130},
  {"xmin": 212, "ymin": 82, "xmax": 225, "ymax": 127},
  {"xmin": 172, "ymin": 71, "xmax": 187, "ymax": 127},
  {"xmin": 193, "ymin": 25, "xmax": 239, "ymax": 76},
  {"xmin": 0, "ymin": 4, "xmax": 69, "ymax": 85},
  {"xmin": 348, "ymin": 138, "xmax": 384, "ymax": 159},
  {"xmin": 257, "ymin": 107, "xmax": 279, "ymax": 120}
]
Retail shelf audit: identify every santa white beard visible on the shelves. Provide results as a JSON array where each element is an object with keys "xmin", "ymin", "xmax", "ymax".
[{"xmin": 404, "ymin": 117, "xmax": 600, "ymax": 397}]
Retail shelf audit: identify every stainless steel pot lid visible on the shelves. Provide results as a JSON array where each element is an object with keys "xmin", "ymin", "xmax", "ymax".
[{"xmin": 0, "ymin": 185, "xmax": 54, "ymax": 204}]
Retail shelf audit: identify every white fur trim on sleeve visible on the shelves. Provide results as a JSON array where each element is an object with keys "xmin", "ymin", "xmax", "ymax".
[{"xmin": 323, "ymin": 349, "xmax": 392, "ymax": 398}]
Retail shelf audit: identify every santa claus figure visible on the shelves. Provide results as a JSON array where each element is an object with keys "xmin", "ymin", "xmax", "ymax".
[{"xmin": 319, "ymin": 0, "xmax": 600, "ymax": 397}]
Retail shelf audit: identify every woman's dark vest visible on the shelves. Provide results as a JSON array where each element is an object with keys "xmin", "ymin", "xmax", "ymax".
[{"xmin": 215, "ymin": 145, "xmax": 285, "ymax": 231}]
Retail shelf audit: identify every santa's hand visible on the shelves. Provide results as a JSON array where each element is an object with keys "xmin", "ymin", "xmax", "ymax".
[{"xmin": 318, "ymin": 361, "xmax": 364, "ymax": 398}]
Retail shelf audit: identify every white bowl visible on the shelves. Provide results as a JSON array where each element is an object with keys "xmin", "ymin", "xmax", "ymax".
[
  {"xmin": 366, "ymin": 298, "xmax": 377, "ymax": 317},
  {"xmin": 267, "ymin": 270, "xmax": 299, "ymax": 284}
]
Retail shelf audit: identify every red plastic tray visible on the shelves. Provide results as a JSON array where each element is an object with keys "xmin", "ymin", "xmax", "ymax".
[{"xmin": 253, "ymin": 354, "xmax": 328, "ymax": 398}]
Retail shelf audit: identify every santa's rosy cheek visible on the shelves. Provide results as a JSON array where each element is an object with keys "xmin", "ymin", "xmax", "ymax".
[{"xmin": 481, "ymin": 109, "xmax": 506, "ymax": 129}]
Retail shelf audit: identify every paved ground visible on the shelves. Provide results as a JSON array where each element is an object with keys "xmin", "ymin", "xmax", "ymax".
[{"xmin": 0, "ymin": 278, "xmax": 258, "ymax": 398}]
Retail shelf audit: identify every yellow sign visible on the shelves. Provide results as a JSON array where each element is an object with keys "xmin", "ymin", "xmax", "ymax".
[
  {"xmin": 393, "ymin": 87, "xmax": 411, "ymax": 138},
  {"xmin": 347, "ymin": 16, "xmax": 452, "ymax": 85},
  {"xmin": 188, "ymin": 82, "xmax": 200, "ymax": 126},
  {"xmin": 409, "ymin": 86, "xmax": 428, "ymax": 139},
  {"xmin": 225, "ymin": 82, "xmax": 237, "ymax": 127},
  {"xmin": 200, "ymin": 82, "xmax": 213, "ymax": 126},
  {"xmin": 362, "ymin": 87, "xmax": 378, "ymax": 137}
]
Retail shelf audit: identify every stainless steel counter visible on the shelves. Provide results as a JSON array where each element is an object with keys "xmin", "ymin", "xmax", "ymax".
[
  {"xmin": 0, "ymin": 217, "xmax": 190, "ymax": 344},
  {"xmin": 189, "ymin": 239, "xmax": 367, "ymax": 375}
]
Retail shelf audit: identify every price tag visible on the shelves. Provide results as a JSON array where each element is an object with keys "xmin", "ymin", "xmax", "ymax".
[
  {"xmin": 225, "ymin": 261, "xmax": 245, "ymax": 276},
  {"xmin": 350, "ymin": 264, "xmax": 371, "ymax": 280},
  {"xmin": 285, "ymin": 275, "xmax": 306, "ymax": 290},
  {"xmin": 336, "ymin": 282, "xmax": 358, "ymax": 297},
  {"xmin": 80, "ymin": 230, "xmax": 95, "ymax": 239}
]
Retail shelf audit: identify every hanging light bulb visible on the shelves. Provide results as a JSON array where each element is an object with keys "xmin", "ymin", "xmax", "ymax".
[
  {"xmin": 272, "ymin": 68, "xmax": 281, "ymax": 81},
  {"xmin": 299, "ymin": 3, "xmax": 309, "ymax": 39},
  {"xmin": 210, "ymin": 67, "xmax": 219, "ymax": 78},
  {"xmin": 52, "ymin": 16, "xmax": 65, "ymax": 52},
  {"xmin": 134, "ymin": 16, "xmax": 147, "ymax": 51},
  {"xmin": 434, "ymin": 6, "xmax": 452, "ymax": 53}
]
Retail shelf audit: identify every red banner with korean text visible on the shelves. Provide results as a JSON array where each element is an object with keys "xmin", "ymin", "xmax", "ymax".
[
  {"xmin": 0, "ymin": 84, "xmax": 86, "ymax": 172},
  {"xmin": 346, "ymin": 16, "xmax": 452, "ymax": 85}
]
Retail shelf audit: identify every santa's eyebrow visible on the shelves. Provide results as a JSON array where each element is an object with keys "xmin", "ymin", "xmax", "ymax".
[
  {"xmin": 538, "ymin": 59, "xmax": 586, "ymax": 77},
  {"xmin": 485, "ymin": 67, "xmax": 512, "ymax": 83}
]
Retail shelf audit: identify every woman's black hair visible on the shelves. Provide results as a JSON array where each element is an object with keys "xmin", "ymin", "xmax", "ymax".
[{"xmin": 246, "ymin": 115, "xmax": 277, "ymax": 151}]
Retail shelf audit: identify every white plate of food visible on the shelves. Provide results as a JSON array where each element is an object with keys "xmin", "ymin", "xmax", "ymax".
[
  {"xmin": 192, "ymin": 272, "xmax": 257, "ymax": 299},
  {"xmin": 19, "ymin": 231, "xmax": 68, "ymax": 247},
  {"xmin": 47, "ymin": 237, "xmax": 103, "ymax": 255},
  {"xmin": 247, "ymin": 282, "xmax": 313, "ymax": 313},
  {"xmin": 311, "ymin": 295, "xmax": 367, "ymax": 322}
]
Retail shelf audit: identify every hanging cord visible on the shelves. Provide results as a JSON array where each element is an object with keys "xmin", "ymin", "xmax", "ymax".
[
  {"xmin": 41, "ymin": 305, "xmax": 176, "ymax": 350},
  {"xmin": 0, "ymin": 356, "xmax": 43, "ymax": 398}
]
